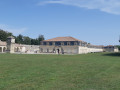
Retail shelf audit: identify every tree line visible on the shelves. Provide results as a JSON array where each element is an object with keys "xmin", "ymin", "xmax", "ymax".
[{"xmin": 0, "ymin": 29, "xmax": 44, "ymax": 45}]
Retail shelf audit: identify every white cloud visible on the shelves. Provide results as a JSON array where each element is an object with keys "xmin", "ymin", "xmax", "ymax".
[
  {"xmin": 38, "ymin": 0, "xmax": 64, "ymax": 5},
  {"xmin": 38, "ymin": 0, "xmax": 120, "ymax": 15},
  {"xmin": 0, "ymin": 24, "xmax": 27, "ymax": 35}
]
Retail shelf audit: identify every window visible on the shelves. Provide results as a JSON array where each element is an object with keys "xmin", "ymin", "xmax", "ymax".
[
  {"xmin": 43, "ymin": 42, "xmax": 46, "ymax": 45},
  {"xmin": 67, "ymin": 42, "xmax": 70, "ymax": 45},
  {"xmin": 49, "ymin": 42, "xmax": 52, "ymax": 45},
  {"xmin": 70, "ymin": 41, "xmax": 74, "ymax": 45},
  {"xmin": 55, "ymin": 42, "xmax": 61, "ymax": 46},
  {"xmin": 64, "ymin": 42, "xmax": 67, "ymax": 45},
  {"xmin": 74, "ymin": 42, "xmax": 78, "ymax": 45},
  {"xmin": 61, "ymin": 42, "xmax": 64, "ymax": 45},
  {"xmin": 79, "ymin": 42, "xmax": 81, "ymax": 45}
]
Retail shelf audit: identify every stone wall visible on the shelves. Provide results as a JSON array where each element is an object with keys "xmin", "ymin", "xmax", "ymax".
[
  {"xmin": 23, "ymin": 45, "xmax": 39, "ymax": 53},
  {"xmin": 40, "ymin": 45, "xmax": 104, "ymax": 54},
  {"xmin": 40, "ymin": 45, "xmax": 79, "ymax": 54}
]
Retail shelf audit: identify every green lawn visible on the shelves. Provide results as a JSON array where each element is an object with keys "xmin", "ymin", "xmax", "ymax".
[{"xmin": 0, "ymin": 53, "xmax": 120, "ymax": 90}]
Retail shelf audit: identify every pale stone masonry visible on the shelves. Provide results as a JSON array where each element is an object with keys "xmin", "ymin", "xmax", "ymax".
[
  {"xmin": 6, "ymin": 36, "xmax": 15, "ymax": 53},
  {"xmin": 0, "ymin": 36, "xmax": 119, "ymax": 54},
  {"xmin": 40, "ymin": 37, "xmax": 104, "ymax": 54},
  {"xmin": 0, "ymin": 40, "xmax": 6, "ymax": 53}
]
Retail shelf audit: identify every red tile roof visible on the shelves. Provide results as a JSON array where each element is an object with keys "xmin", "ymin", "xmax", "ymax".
[{"xmin": 44, "ymin": 37, "xmax": 83, "ymax": 42}]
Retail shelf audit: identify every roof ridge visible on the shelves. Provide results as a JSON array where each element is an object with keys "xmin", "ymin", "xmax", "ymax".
[{"xmin": 43, "ymin": 36, "xmax": 83, "ymax": 42}]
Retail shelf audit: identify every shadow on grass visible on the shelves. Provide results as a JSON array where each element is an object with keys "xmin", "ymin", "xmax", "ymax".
[{"xmin": 103, "ymin": 52, "xmax": 120, "ymax": 57}]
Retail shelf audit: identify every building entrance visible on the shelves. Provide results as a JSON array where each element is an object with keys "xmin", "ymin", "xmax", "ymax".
[{"xmin": 53, "ymin": 46, "xmax": 64, "ymax": 54}]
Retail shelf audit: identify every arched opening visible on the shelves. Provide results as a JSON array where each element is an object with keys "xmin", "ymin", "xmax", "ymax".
[
  {"xmin": 57, "ymin": 49, "xmax": 60, "ymax": 54},
  {"xmin": 3, "ymin": 47, "xmax": 6, "ymax": 52},
  {"xmin": 47, "ymin": 49, "xmax": 49, "ymax": 53},
  {"xmin": 53, "ymin": 46, "xmax": 64, "ymax": 54},
  {"xmin": 17, "ymin": 47, "xmax": 19, "ymax": 52},
  {"xmin": 14, "ymin": 47, "xmax": 17, "ymax": 52},
  {"xmin": 53, "ymin": 49, "xmax": 56, "ymax": 53},
  {"xmin": 40, "ymin": 48, "xmax": 43, "ymax": 53}
]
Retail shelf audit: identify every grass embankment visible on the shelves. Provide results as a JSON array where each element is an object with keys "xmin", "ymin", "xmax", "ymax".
[{"xmin": 0, "ymin": 53, "xmax": 120, "ymax": 90}]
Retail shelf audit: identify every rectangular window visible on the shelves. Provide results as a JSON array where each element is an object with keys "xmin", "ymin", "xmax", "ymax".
[
  {"xmin": 64, "ymin": 42, "xmax": 67, "ymax": 45},
  {"xmin": 43, "ymin": 42, "xmax": 46, "ymax": 45},
  {"xmin": 49, "ymin": 42, "xmax": 52, "ymax": 45},
  {"xmin": 55, "ymin": 42, "xmax": 61, "ymax": 46},
  {"xmin": 70, "ymin": 41, "xmax": 74, "ymax": 45}
]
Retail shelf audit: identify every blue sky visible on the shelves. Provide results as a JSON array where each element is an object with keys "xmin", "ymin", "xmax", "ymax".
[{"xmin": 0, "ymin": 0, "xmax": 120, "ymax": 45}]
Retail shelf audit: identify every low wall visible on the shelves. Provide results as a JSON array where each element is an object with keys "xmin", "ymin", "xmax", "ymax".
[
  {"xmin": 23, "ymin": 45, "xmax": 40, "ymax": 53},
  {"xmin": 40, "ymin": 45, "xmax": 79, "ymax": 54}
]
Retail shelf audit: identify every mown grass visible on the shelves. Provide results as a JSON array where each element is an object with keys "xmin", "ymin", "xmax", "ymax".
[{"xmin": 0, "ymin": 53, "xmax": 120, "ymax": 90}]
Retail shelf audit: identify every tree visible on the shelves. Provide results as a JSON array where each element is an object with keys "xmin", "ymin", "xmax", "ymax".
[
  {"xmin": 31, "ymin": 35, "xmax": 45, "ymax": 45},
  {"xmin": 0, "ymin": 29, "xmax": 45, "ymax": 45},
  {"xmin": 0, "ymin": 29, "xmax": 13, "ymax": 41},
  {"xmin": 15, "ymin": 34, "xmax": 24, "ymax": 44},
  {"xmin": 31, "ymin": 39, "xmax": 35, "ymax": 45},
  {"xmin": 34, "ymin": 39, "xmax": 39, "ymax": 45},
  {"xmin": 23, "ymin": 36, "xmax": 31, "ymax": 45},
  {"xmin": 38, "ymin": 35, "xmax": 45, "ymax": 45}
]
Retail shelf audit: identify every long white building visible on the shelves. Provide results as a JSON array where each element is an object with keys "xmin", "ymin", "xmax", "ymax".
[
  {"xmin": 0, "ymin": 36, "xmax": 119, "ymax": 54},
  {"xmin": 40, "ymin": 37, "xmax": 104, "ymax": 54}
]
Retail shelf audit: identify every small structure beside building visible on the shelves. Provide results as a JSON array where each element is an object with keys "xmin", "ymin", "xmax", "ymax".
[
  {"xmin": 6, "ymin": 36, "xmax": 15, "ymax": 53},
  {"xmin": 6, "ymin": 36, "xmax": 40, "ymax": 54},
  {"xmin": 103, "ymin": 45, "xmax": 119, "ymax": 52}
]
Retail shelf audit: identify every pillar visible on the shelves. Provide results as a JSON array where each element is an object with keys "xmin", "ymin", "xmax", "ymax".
[{"xmin": 1, "ymin": 47, "xmax": 3, "ymax": 53}]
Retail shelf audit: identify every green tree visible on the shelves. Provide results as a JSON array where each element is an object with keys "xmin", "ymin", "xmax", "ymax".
[
  {"xmin": 31, "ymin": 39, "xmax": 35, "ymax": 45},
  {"xmin": 0, "ymin": 29, "xmax": 13, "ymax": 41},
  {"xmin": 15, "ymin": 34, "xmax": 23, "ymax": 44},
  {"xmin": 37, "ymin": 35, "xmax": 45, "ymax": 45},
  {"xmin": 23, "ymin": 36, "xmax": 31, "ymax": 45},
  {"xmin": 31, "ymin": 35, "xmax": 45, "ymax": 45},
  {"xmin": 0, "ymin": 29, "xmax": 45, "ymax": 45},
  {"xmin": 34, "ymin": 39, "xmax": 39, "ymax": 45}
]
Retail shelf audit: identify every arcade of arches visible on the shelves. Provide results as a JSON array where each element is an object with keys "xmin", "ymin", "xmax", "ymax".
[{"xmin": 0, "ymin": 46, "xmax": 6, "ymax": 53}]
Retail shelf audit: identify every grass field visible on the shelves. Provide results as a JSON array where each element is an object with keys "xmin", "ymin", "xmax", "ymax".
[{"xmin": 0, "ymin": 53, "xmax": 120, "ymax": 90}]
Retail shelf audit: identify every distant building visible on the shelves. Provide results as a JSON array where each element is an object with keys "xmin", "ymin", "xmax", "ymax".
[
  {"xmin": 40, "ymin": 37, "xmax": 103, "ymax": 54},
  {"xmin": 103, "ymin": 45, "xmax": 119, "ymax": 52},
  {"xmin": 0, "ymin": 36, "xmax": 119, "ymax": 54}
]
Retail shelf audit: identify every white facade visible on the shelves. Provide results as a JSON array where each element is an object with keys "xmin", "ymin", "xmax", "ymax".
[
  {"xmin": 0, "ymin": 36, "xmax": 119, "ymax": 54},
  {"xmin": 39, "ymin": 45, "xmax": 104, "ymax": 54},
  {"xmin": 39, "ymin": 37, "xmax": 105, "ymax": 54}
]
